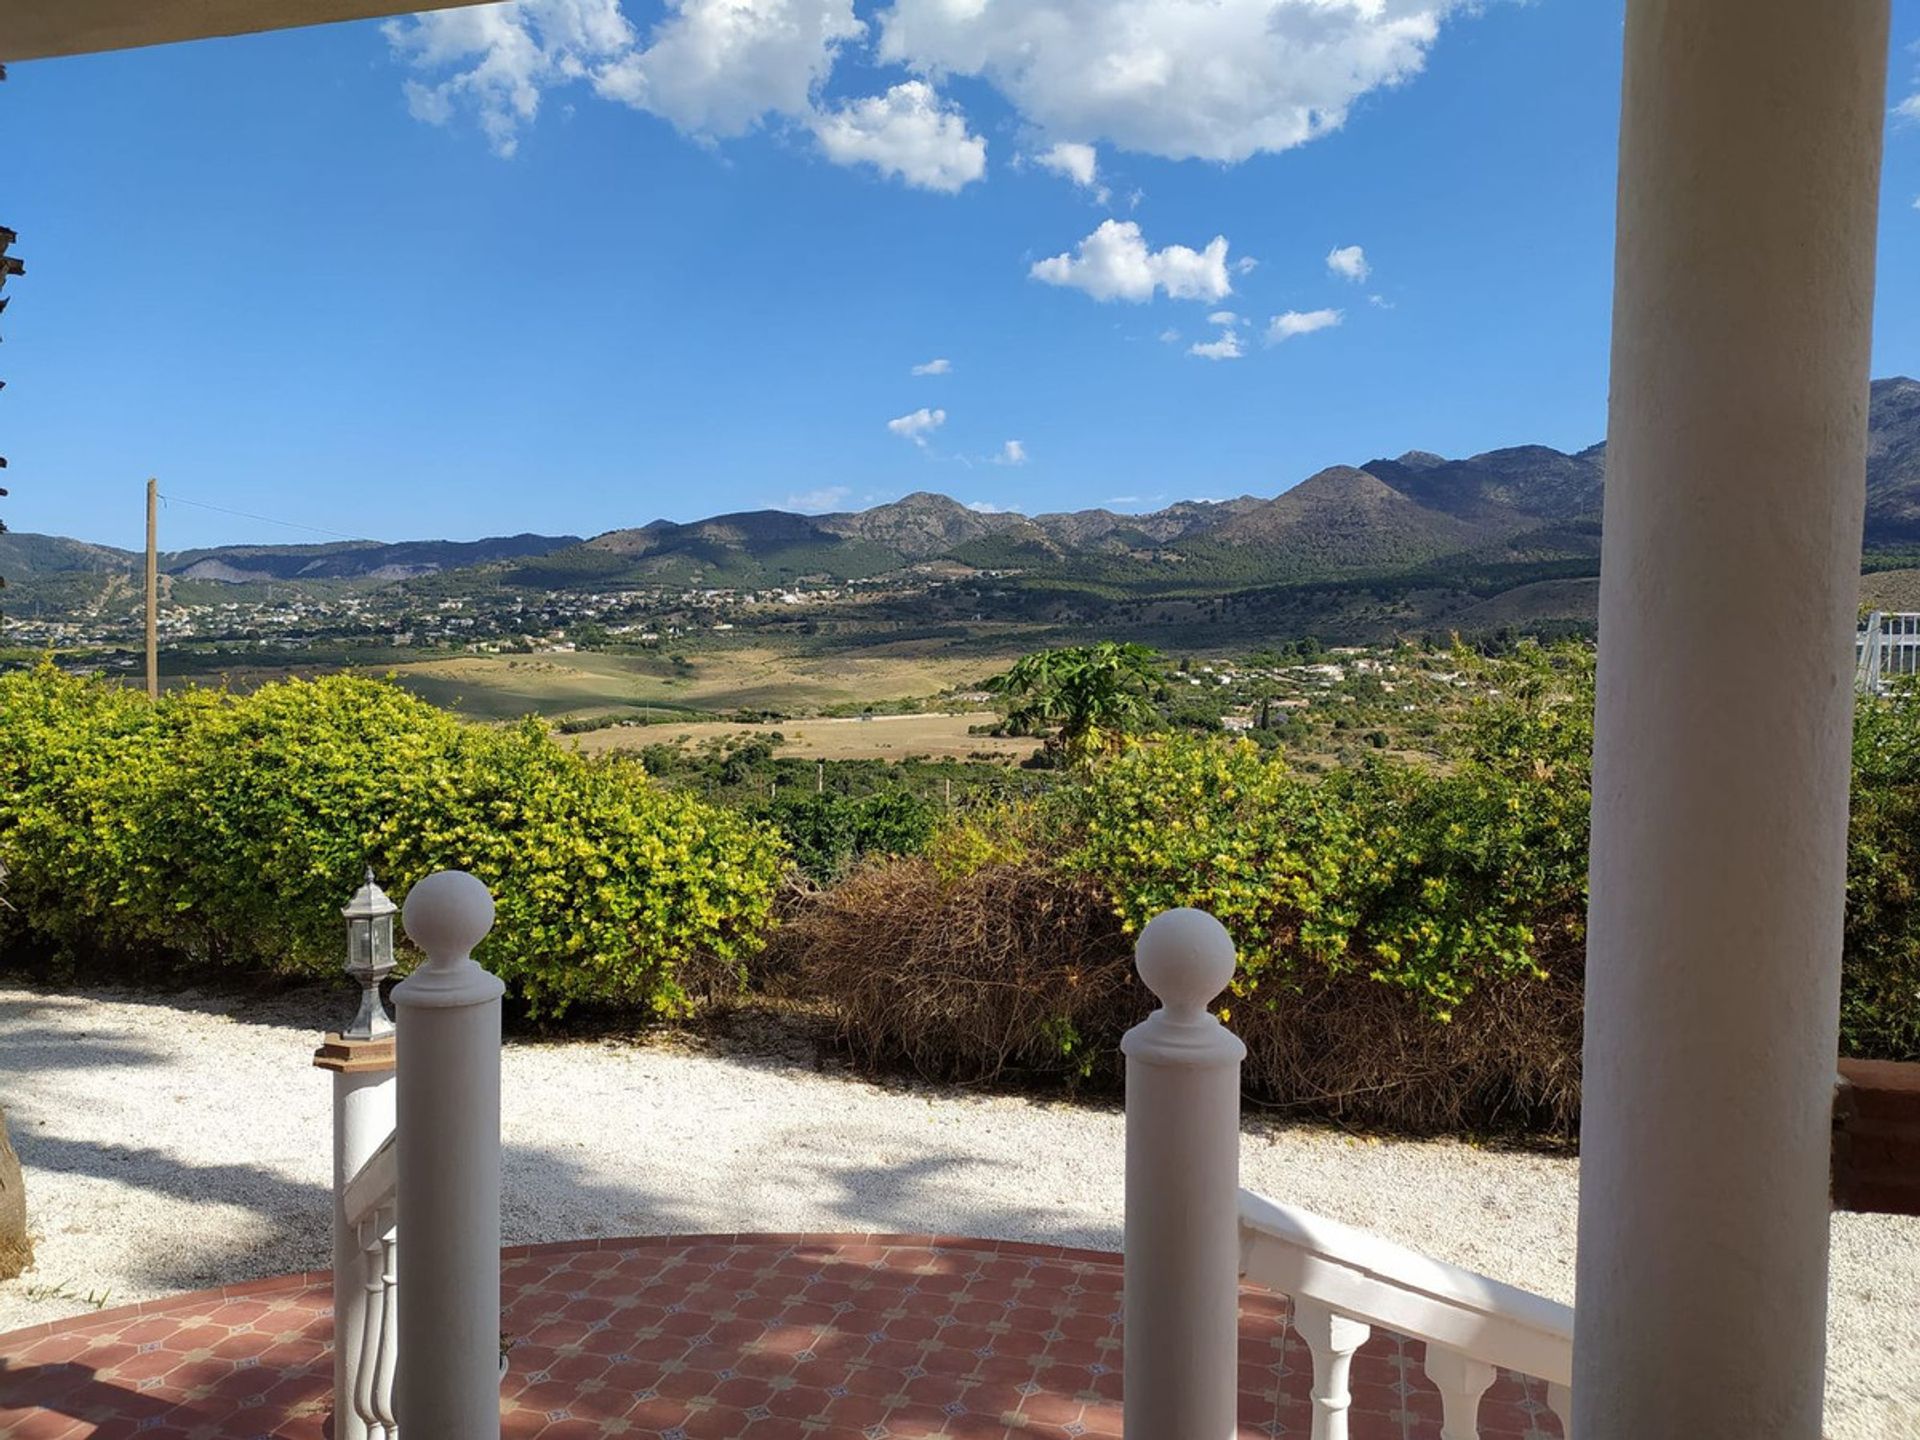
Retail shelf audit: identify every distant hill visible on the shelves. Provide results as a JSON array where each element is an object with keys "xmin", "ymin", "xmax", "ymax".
[
  {"xmin": 14, "ymin": 377, "xmax": 1920, "ymax": 643},
  {"xmin": 0, "ymin": 531, "xmax": 580, "ymax": 584},
  {"xmin": 1865, "ymin": 377, "xmax": 1920, "ymax": 546}
]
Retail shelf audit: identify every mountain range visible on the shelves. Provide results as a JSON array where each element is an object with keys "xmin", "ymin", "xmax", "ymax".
[{"xmin": 7, "ymin": 377, "xmax": 1920, "ymax": 638}]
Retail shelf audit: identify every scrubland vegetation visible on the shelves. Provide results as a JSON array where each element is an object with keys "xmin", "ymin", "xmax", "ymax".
[{"xmin": 1, "ymin": 641, "xmax": 1915, "ymax": 1138}]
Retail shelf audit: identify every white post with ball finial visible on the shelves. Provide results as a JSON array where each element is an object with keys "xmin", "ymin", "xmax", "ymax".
[
  {"xmin": 1122, "ymin": 908, "xmax": 1246, "ymax": 1440},
  {"xmin": 393, "ymin": 871, "xmax": 503, "ymax": 1440}
]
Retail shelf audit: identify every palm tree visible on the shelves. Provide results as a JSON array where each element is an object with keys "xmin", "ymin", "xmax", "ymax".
[{"xmin": 987, "ymin": 642, "xmax": 1162, "ymax": 763}]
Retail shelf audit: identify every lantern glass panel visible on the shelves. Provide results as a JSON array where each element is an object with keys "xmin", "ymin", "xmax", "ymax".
[{"xmin": 349, "ymin": 920, "xmax": 374, "ymax": 971}]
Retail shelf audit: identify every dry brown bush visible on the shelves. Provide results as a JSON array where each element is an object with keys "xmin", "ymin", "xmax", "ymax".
[
  {"xmin": 1229, "ymin": 939, "xmax": 1584, "ymax": 1135},
  {"xmin": 772, "ymin": 857, "xmax": 1141, "ymax": 1085},
  {"xmin": 776, "ymin": 857, "xmax": 1585, "ymax": 1137}
]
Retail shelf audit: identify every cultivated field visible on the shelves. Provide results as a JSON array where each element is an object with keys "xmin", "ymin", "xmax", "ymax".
[
  {"xmin": 386, "ymin": 645, "xmax": 1009, "ymax": 723},
  {"xmin": 155, "ymin": 643, "xmax": 1021, "ymax": 726},
  {"xmin": 569, "ymin": 710, "xmax": 1041, "ymax": 762}
]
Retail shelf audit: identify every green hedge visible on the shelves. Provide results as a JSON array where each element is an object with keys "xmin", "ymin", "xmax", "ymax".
[
  {"xmin": 1063, "ymin": 645, "xmax": 1916, "ymax": 1060},
  {"xmin": 1064, "ymin": 645, "xmax": 1592, "ymax": 1020},
  {"xmin": 1846, "ymin": 682, "xmax": 1920, "ymax": 1058},
  {"xmin": 0, "ymin": 666, "xmax": 783, "ymax": 1015}
]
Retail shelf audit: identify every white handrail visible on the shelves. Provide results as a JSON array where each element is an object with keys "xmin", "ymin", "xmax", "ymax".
[
  {"xmin": 343, "ymin": 1131, "xmax": 397, "ymax": 1229},
  {"xmin": 1239, "ymin": 1187, "xmax": 1574, "ymax": 1439},
  {"xmin": 1239, "ymin": 1189, "xmax": 1574, "ymax": 1383}
]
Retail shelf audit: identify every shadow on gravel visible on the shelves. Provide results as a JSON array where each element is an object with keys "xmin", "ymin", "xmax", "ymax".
[{"xmin": 499, "ymin": 1137, "xmax": 1117, "ymax": 1253}]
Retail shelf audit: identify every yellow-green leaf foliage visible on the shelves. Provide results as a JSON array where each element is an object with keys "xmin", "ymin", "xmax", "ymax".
[
  {"xmin": 1846, "ymin": 677, "xmax": 1920, "ymax": 1058},
  {"xmin": 0, "ymin": 666, "xmax": 782, "ymax": 1015},
  {"xmin": 1066, "ymin": 644, "xmax": 1595, "ymax": 1018}
]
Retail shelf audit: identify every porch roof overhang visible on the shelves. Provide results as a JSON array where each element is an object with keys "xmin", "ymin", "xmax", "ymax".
[{"xmin": 0, "ymin": 0, "xmax": 493, "ymax": 64}]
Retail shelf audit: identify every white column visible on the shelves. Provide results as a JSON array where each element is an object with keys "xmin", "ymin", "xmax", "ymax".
[
  {"xmin": 394, "ymin": 871, "xmax": 503, "ymax": 1440},
  {"xmin": 315, "ymin": 1038, "xmax": 396, "ymax": 1440},
  {"xmin": 1121, "ymin": 908, "xmax": 1246, "ymax": 1440},
  {"xmin": 1577, "ymin": 4, "xmax": 1890, "ymax": 1438}
]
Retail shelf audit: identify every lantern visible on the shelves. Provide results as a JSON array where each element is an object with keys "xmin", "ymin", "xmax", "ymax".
[{"xmin": 341, "ymin": 868, "xmax": 397, "ymax": 1040}]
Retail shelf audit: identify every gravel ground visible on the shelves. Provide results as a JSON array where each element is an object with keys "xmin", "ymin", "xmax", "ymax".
[{"xmin": 0, "ymin": 983, "xmax": 1914, "ymax": 1438}]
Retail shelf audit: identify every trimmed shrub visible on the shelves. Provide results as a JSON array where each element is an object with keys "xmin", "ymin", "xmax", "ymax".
[
  {"xmin": 1067, "ymin": 649, "xmax": 1591, "ymax": 1020},
  {"xmin": 0, "ymin": 665, "xmax": 174, "ymax": 963},
  {"xmin": 0, "ymin": 667, "xmax": 782, "ymax": 1015},
  {"xmin": 766, "ymin": 789, "xmax": 939, "ymax": 885},
  {"xmin": 1845, "ymin": 682, "xmax": 1920, "ymax": 1059}
]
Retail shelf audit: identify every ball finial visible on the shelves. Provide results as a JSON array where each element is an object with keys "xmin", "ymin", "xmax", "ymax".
[
  {"xmin": 1134, "ymin": 908, "xmax": 1236, "ymax": 1017},
  {"xmin": 402, "ymin": 870, "xmax": 495, "ymax": 964}
]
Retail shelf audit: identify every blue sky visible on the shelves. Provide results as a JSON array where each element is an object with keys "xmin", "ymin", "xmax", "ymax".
[{"xmin": 6, "ymin": 0, "xmax": 1920, "ymax": 551}]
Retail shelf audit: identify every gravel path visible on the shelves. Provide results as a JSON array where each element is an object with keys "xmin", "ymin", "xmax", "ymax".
[{"xmin": 0, "ymin": 983, "xmax": 1914, "ymax": 1438}]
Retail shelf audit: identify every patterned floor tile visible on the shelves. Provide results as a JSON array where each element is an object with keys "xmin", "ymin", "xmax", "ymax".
[{"xmin": 0, "ymin": 1235, "xmax": 1565, "ymax": 1438}]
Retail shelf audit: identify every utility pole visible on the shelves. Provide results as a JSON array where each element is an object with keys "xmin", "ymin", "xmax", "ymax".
[{"xmin": 145, "ymin": 478, "xmax": 158, "ymax": 699}]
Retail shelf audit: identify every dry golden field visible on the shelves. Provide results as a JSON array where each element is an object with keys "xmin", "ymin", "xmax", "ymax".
[
  {"xmin": 568, "ymin": 710, "xmax": 1040, "ymax": 762},
  {"xmin": 384, "ymin": 645, "xmax": 1007, "ymax": 722}
]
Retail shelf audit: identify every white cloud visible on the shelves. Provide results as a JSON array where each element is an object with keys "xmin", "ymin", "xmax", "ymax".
[
  {"xmin": 1234, "ymin": 256, "xmax": 1259, "ymax": 275},
  {"xmin": 387, "ymin": 0, "xmax": 871, "ymax": 156},
  {"xmin": 1189, "ymin": 330, "xmax": 1244, "ymax": 361},
  {"xmin": 1033, "ymin": 141, "xmax": 1110, "ymax": 202},
  {"xmin": 1368, "ymin": 292, "xmax": 1393, "ymax": 309},
  {"xmin": 385, "ymin": 0, "xmax": 635, "ymax": 157},
  {"xmin": 811, "ymin": 80, "xmax": 987, "ymax": 192},
  {"xmin": 992, "ymin": 440, "xmax": 1029, "ymax": 466},
  {"xmin": 887, "ymin": 406, "xmax": 948, "ymax": 446},
  {"xmin": 593, "ymin": 0, "xmax": 863, "ymax": 138},
  {"xmin": 787, "ymin": 485, "xmax": 851, "ymax": 511},
  {"xmin": 1326, "ymin": 244, "xmax": 1370, "ymax": 282},
  {"xmin": 876, "ymin": 0, "xmax": 1462, "ymax": 164},
  {"xmin": 1207, "ymin": 310, "xmax": 1240, "ymax": 326},
  {"xmin": 1031, "ymin": 220, "xmax": 1233, "ymax": 303},
  {"xmin": 966, "ymin": 499, "xmax": 1021, "ymax": 513},
  {"xmin": 1158, "ymin": 327, "xmax": 1182, "ymax": 344},
  {"xmin": 1267, "ymin": 307, "xmax": 1344, "ymax": 342},
  {"xmin": 390, "ymin": 0, "xmax": 1477, "ymax": 174},
  {"xmin": 911, "ymin": 356, "xmax": 952, "ymax": 375},
  {"xmin": 1897, "ymin": 93, "xmax": 1920, "ymax": 122},
  {"xmin": 388, "ymin": 0, "xmax": 864, "ymax": 155}
]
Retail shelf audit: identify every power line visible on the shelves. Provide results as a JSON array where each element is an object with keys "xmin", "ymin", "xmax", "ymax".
[{"xmin": 157, "ymin": 492, "xmax": 388, "ymax": 545}]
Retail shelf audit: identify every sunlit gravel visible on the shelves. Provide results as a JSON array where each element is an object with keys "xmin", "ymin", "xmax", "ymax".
[{"xmin": 0, "ymin": 982, "xmax": 1912, "ymax": 1438}]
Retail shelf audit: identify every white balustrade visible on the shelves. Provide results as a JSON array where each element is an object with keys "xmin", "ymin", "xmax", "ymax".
[
  {"xmin": 1119, "ymin": 904, "xmax": 1576, "ymax": 1440},
  {"xmin": 1121, "ymin": 908, "xmax": 1246, "ymax": 1440},
  {"xmin": 340, "ymin": 1144, "xmax": 399, "ymax": 1440},
  {"xmin": 351, "ymin": 1203, "xmax": 399, "ymax": 1438},
  {"xmin": 317, "ymin": 874, "xmax": 399, "ymax": 1440},
  {"xmin": 1239, "ymin": 1188, "xmax": 1574, "ymax": 1439},
  {"xmin": 1291, "ymin": 1296, "xmax": 1370, "ymax": 1440},
  {"xmin": 393, "ymin": 870, "xmax": 503, "ymax": 1440}
]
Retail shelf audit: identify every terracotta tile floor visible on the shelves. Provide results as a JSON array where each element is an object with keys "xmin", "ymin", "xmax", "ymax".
[{"xmin": 0, "ymin": 1234, "xmax": 1566, "ymax": 1439}]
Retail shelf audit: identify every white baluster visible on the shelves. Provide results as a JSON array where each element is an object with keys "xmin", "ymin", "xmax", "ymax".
[
  {"xmin": 394, "ymin": 871, "xmax": 502, "ymax": 1440},
  {"xmin": 1291, "ymin": 1296, "xmax": 1369, "ymax": 1440},
  {"xmin": 354, "ymin": 1214, "xmax": 389, "ymax": 1440},
  {"xmin": 318, "ymin": 872, "xmax": 399, "ymax": 1440},
  {"xmin": 372, "ymin": 1220, "xmax": 400, "ymax": 1435},
  {"xmin": 1546, "ymin": 1381, "xmax": 1573, "ymax": 1440},
  {"xmin": 1121, "ymin": 909, "xmax": 1246, "ymax": 1440},
  {"xmin": 1423, "ymin": 1344, "xmax": 1495, "ymax": 1440}
]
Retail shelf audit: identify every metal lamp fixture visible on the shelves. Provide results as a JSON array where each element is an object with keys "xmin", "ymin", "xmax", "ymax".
[{"xmin": 341, "ymin": 867, "xmax": 397, "ymax": 1041}]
